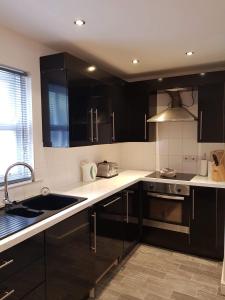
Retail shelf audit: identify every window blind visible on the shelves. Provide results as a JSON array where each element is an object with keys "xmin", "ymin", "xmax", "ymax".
[{"xmin": 0, "ymin": 67, "xmax": 33, "ymax": 185}]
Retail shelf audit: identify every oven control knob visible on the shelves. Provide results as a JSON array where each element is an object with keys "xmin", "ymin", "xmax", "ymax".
[
  {"xmin": 177, "ymin": 188, "xmax": 181, "ymax": 193},
  {"xmin": 149, "ymin": 184, "xmax": 154, "ymax": 190}
]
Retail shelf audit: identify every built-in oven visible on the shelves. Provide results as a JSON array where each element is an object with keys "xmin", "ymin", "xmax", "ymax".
[{"xmin": 142, "ymin": 181, "xmax": 190, "ymax": 235}]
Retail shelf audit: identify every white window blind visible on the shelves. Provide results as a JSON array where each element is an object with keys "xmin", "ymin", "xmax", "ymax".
[{"xmin": 0, "ymin": 67, "xmax": 33, "ymax": 185}]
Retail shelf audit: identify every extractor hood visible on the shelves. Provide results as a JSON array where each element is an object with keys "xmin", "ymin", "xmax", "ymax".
[{"xmin": 147, "ymin": 90, "xmax": 198, "ymax": 122}]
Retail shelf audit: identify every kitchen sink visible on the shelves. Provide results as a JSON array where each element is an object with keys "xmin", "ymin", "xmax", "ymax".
[
  {"xmin": 6, "ymin": 207, "xmax": 43, "ymax": 218},
  {"xmin": 23, "ymin": 194, "xmax": 84, "ymax": 211}
]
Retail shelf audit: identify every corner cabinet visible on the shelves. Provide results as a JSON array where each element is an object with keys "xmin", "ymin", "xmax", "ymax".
[
  {"xmin": 198, "ymin": 83, "xmax": 225, "ymax": 143},
  {"xmin": 190, "ymin": 186, "xmax": 225, "ymax": 259},
  {"xmin": 40, "ymin": 52, "xmax": 125, "ymax": 147}
]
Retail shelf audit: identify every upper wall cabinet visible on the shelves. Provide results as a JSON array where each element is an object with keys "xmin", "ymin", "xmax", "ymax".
[
  {"xmin": 40, "ymin": 52, "xmax": 125, "ymax": 147},
  {"xmin": 198, "ymin": 83, "xmax": 225, "ymax": 143},
  {"xmin": 123, "ymin": 82, "xmax": 157, "ymax": 142}
]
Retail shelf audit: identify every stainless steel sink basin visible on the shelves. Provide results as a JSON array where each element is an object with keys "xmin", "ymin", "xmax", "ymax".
[
  {"xmin": 6, "ymin": 207, "xmax": 43, "ymax": 218},
  {"xmin": 23, "ymin": 194, "xmax": 84, "ymax": 211}
]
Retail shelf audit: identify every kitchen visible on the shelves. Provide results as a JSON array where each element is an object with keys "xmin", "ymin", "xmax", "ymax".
[{"xmin": 0, "ymin": 1, "xmax": 225, "ymax": 300}]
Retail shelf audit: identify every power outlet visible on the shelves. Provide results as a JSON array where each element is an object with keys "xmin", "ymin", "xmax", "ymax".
[{"xmin": 183, "ymin": 155, "xmax": 198, "ymax": 162}]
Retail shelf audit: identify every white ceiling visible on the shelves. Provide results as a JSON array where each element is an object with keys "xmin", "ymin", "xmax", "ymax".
[{"xmin": 1, "ymin": 0, "xmax": 225, "ymax": 80}]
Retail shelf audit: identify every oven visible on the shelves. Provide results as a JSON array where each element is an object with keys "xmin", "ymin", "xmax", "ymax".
[{"xmin": 142, "ymin": 181, "xmax": 190, "ymax": 235}]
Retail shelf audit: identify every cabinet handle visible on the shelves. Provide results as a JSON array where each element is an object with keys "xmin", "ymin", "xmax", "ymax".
[
  {"xmin": 91, "ymin": 212, "xmax": 96, "ymax": 253},
  {"xmin": 90, "ymin": 108, "xmax": 94, "ymax": 142},
  {"xmin": 112, "ymin": 112, "xmax": 115, "ymax": 142},
  {"xmin": 144, "ymin": 114, "xmax": 147, "ymax": 140},
  {"xmin": 216, "ymin": 189, "xmax": 218, "ymax": 248},
  {"xmin": 200, "ymin": 111, "xmax": 203, "ymax": 141},
  {"xmin": 0, "ymin": 289, "xmax": 15, "ymax": 300},
  {"xmin": 126, "ymin": 192, "xmax": 129, "ymax": 223},
  {"xmin": 192, "ymin": 189, "xmax": 195, "ymax": 220},
  {"xmin": 103, "ymin": 197, "xmax": 121, "ymax": 208},
  {"xmin": 0, "ymin": 259, "xmax": 14, "ymax": 270},
  {"xmin": 95, "ymin": 109, "xmax": 99, "ymax": 142}
]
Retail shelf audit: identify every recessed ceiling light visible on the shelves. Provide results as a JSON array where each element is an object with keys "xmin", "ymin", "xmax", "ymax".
[
  {"xmin": 87, "ymin": 65, "xmax": 96, "ymax": 72},
  {"xmin": 158, "ymin": 78, "xmax": 163, "ymax": 82},
  {"xmin": 132, "ymin": 59, "xmax": 140, "ymax": 64},
  {"xmin": 186, "ymin": 51, "xmax": 194, "ymax": 56},
  {"xmin": 200, "ymin": 72, "xmax": 205, "ymax": 76},
  {"xmin": 74, "ymin": 19, "xmax": 85, "ymax": 26}
]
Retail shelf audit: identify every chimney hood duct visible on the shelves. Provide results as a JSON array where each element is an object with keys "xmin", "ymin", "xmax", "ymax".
[{"xmin": 147, "ymin": 90, "xmax": 197, "ymax": 122}]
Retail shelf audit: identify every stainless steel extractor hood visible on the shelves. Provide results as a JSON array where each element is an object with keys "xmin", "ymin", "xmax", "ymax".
[{"xmin": 147, "ymin": 90, "xmax": 197, "ymax": 122}]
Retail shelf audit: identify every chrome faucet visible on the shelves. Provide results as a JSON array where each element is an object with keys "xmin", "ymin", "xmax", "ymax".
[{"xmin": 4, "ymin": 162, "xmax": 35, "ymax": 205}]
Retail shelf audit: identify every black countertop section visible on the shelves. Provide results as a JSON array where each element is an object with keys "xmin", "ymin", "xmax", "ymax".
[{"xmin": 0, "ymin": 194, "xmax": 87, "ymax": 240}]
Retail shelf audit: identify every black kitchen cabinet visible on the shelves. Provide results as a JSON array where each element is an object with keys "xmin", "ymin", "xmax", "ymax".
[
  {"xmin": 40, "ymin": 52, "xmax": 124, "ymax": 147},
  {"xmin": 198, "ymin": 83, "xmax": 225, "ymax": 142},
  {"xmin": 92, "ymin": 193, "xmax": 123, "ymax": 282},
  {"xmin": 45, "ymin": 208, "xmax": 94, "ymax": 300},
  {"xmin": 122, "ymin": 183, "xmax": 141, "ymax": 255},
  {"xmin": 0, "ymin": 233, "xmax": 45, "ymax": 300},
  {"xmin": 124, "ymin": 82, "xmax": 157, "ymax": 142},
  {"xmin": 190, "ymin": 187, "xmax": 224, "ymax": 259}
]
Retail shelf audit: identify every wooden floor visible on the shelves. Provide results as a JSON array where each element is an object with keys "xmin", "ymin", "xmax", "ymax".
[{"xmin": 94, "ymin": 244, "xmax": 224, "ymax": 300}]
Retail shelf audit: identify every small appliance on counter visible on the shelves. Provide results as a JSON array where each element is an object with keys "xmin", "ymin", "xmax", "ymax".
[
  {"xmin": 97, "ymin": 161, "xmax": 118, "ymax": 178},
  {"xmin": 159, "ymin": 168, "xmax": 176, "ymax": 178},
  {"xmin": 81, "ymin": 161, "xmax": 97, "ymax": 182},
  {"xmin": 210, "ymin": 150, "xmax": 225, "ymax": 182}
]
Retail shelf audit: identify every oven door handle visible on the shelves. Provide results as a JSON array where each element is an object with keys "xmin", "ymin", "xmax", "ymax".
[{"xmin": 147, "ymin": 192, "xmax": 184, "ymax": 201}]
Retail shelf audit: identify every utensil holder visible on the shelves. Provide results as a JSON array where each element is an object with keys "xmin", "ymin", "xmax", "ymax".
[{"xmin": 211, "ymin": 164, "xmax": 225, "ymax": 181}]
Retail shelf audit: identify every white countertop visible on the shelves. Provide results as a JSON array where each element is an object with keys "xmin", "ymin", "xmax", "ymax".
[{"xmin": 1, "ymin": 169, "xmax": 225, "ymax": 253}]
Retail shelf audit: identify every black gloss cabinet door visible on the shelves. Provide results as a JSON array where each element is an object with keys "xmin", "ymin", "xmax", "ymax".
[
  {"xmin": 190, "ymin": 187, "xmax": 223, "ymax": 259},
  {"xmin": 45, "ymin": 209, "xmax": 94, "ymax": 300},
  {"xmin": 198, "ymin": 83, "xmax": 225, "ymax": 142},
  {"xmin": 41, "ymin": 69, "xmax": 69, "ymax": 147},
  {"xmin": 123, "ymin": 184, "xmax": 141, "ymax": 255},
  {"xmin": 92, "ymin": 194, "xmax": 123, "ymax": 281}
]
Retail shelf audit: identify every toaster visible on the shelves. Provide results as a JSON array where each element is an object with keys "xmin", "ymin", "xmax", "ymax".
[{"xmin": 97, "ymin": 161, "xmax": 118, "ymax": 178}]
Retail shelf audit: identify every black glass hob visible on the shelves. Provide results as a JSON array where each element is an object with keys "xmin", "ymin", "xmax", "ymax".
[{"xmin": 146, "ymin": 171, "xmax": 195, "ymax": 181}]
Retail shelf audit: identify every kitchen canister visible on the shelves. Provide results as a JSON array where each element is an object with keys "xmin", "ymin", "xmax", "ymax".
[{"xmin": 199, "ymin": 153, "xmax": 208, "ymax": 176}]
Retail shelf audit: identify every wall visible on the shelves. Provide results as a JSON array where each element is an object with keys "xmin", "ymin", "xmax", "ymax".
[{"xmin": 156, "ymin": 90, "xmax": 224, "ymax": 173}]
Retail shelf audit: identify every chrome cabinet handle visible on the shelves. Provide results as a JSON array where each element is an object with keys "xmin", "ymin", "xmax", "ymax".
[
  {"xmin": 103, "ymin": 197, "xmax": 121, "ymax": 208},
  {"xmin": 147, "ymin": 192, "xmax": 184, "ymax": 201},
  {"xmin": 0, "ymin": 259, "xmax": 14, "ymax": 270},
  {"xmin": 95, "ymin": 109, "xmax": 99, "ymax": 142},
  {"xmin": 192, "ymin": 189, "xmax": 195, "ymax": 220},
  {"xmin": 126, "ymin": 192, "xmax": 129, "ymax": 223},
  {"xmin": 112, "ymin": 112, "xmax": 115, "ymax": 142},
  {"xmin": 144, "ymin": 114, "xmax": 147, "ymax": 140},
  {"xmin": 90, "ymin": 108, "xmax": 94, "ymax": 142},
  {"xmin": 200, "ymin": 111, "xmax": 203, "ymax": 141},
  {"xmin": 0, "ymin": 289, "xmax": 15, "ymax": 300},
  {"xmin": 91, "ymin": 212, "xmax": 96, "ymax": 253}
]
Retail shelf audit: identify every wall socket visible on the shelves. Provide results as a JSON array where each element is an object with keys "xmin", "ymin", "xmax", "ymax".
[{"xmin": 183, "ymin": 155, "xmax": 198, "ymax": 162}]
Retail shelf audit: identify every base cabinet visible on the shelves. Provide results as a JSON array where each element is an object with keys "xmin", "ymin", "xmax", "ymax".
[
  {"xmin": 122, "ymin": 183, "xmax": 141, "ymax": 255},
  {"xmin": 190, "ymin": 187, "xmax": 224, "ymax": 259},
  {"xmin": 92, "ymin": 193, "xmax": 123, "ymax": 282},
  {"xmin": 0, "ymin": 233, "xmax": 45, "ymax": 300},
  {"xmin": 45, "ymin": 209, "xmax": 94, "ymax": 300}
]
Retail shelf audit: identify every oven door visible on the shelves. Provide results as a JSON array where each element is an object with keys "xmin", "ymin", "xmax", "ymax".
[{"xmin": 143, "ymin": 192, "xmax": 190, "ymax": 234}]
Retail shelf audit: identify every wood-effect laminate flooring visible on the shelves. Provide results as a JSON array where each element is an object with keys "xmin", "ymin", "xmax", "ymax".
[{"xmin": 94, "ymin": 244, "xmax": 224, "ymax": 300}]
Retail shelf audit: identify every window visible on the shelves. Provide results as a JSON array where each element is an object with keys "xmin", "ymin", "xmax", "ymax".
[{"xmin": 0, "ymin": 66, "xmax": 33, "ymax": 185}]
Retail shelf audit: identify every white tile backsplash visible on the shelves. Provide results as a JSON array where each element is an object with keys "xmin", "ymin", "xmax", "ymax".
[{"xmin": 156, "ymin": 91, "xmax": 225, "ymax": 174}]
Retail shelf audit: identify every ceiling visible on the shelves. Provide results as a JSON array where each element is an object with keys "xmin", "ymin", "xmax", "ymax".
[{"xmin": 1, "ymin": 0, "xmax": 225, "ymax": 80}]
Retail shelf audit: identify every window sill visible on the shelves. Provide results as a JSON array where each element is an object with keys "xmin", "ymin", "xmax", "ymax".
[{"xmin": 0, "ymin": 178, "xmax": 43, "ymax": 192}]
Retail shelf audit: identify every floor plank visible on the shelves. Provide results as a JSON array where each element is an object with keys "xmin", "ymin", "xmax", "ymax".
[{"xmin": 93, "ymin": 245, "xmax": 224, "ymax": 300}]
